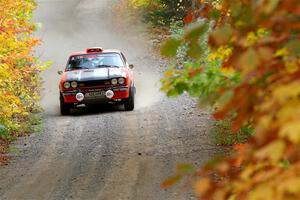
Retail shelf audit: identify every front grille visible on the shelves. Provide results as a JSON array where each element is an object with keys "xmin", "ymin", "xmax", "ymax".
[{"xmin": 78, "ymin": 80, "xmax": 111, "ymax": 87}]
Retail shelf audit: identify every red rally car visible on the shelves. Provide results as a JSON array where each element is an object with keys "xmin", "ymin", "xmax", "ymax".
[{"xmin": 58, "ymin": 47, "xmax": 135, "ymax": 115}]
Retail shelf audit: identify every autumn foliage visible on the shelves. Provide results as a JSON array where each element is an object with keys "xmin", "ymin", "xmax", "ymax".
[
  {"xmin": 122, "ymin": 0, "xmax": 193, "ymax": 26},
  {"xmin": 161, "ymin": 0, "xmax": 300, "ymax": 199},
  {"xmin": 0, "ymin": 0, "xmax": 46, "ymax": 140}
]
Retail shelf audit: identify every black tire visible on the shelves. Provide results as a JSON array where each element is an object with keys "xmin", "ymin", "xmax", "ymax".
[
  {"xmin": 124, "ymin": 88, "xmax": 135, "ymax": 111},
  {"xmin": 60, "ymin": 94, "xmax": 71, "ymax": 115}
]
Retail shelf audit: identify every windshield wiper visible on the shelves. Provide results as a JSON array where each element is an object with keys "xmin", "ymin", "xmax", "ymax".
[{"xmin": 95, "ymin": 65, "xmax": 119, "ymax": 68}]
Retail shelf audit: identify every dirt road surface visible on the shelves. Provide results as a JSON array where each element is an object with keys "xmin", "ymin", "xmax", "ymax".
[{"xmin": 0, "ymin": 0, "xmax": 217, "ymax": 199}]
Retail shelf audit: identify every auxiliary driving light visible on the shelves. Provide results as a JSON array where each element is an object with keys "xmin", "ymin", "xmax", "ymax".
[
  {"xmin": 105, "ymin": 90, "xmax": 114, "ymax": 99},
  {"xmin": 76, "ymin": 93, "xmax": 84, "ymax": 102}
]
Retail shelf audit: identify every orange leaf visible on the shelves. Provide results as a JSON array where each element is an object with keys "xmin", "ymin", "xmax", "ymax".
[
  {"xmin": 213, "ymin": 110, "xmax": 226, "ymax": 120},
  {"xmin": 161, "ymin": 175, "xmax": 182, "ymax": 189},
  {"xmin": 194, "ymin": 178, "xmax": 211, "ymax": 196},
  {"xmin": 184, "ymin": 12, "xmax": 194, "ymax": 24}
]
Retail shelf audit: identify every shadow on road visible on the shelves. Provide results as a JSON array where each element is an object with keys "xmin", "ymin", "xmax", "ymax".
[{"xmin": 70, "ymin": 104, "xmax": 126, "ymax": 116}]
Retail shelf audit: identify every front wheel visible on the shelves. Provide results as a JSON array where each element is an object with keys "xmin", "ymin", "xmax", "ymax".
[
  {"xmin": 60, "ymin": 94, "xmax": 72, "ymax": 115},
  {"xmin": 124, "ymin": 88, "xmax": 135, "ymax": 111}
]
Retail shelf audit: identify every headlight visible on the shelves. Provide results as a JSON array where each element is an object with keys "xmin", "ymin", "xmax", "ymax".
[
  {"xmin": 118, "ymin": 78, "xmax": 125, "ymax": 84},
  {"xmin": 111, "ymin": 78, "xmax": 118, "ymax": 85},
  {"xmin": 64, "ymin": 82, "xmax": 71, "ymax": 89},
  {"xmin": 71, "ymin": 81, "xmax": 77, "ymax": 88}
]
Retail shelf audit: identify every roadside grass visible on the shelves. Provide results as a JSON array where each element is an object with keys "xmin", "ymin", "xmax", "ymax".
[
  {"xmin": 8, "ymin": 146, "xmax": 21, "ymax": 156},
  {"xmin": 25, "ymin": 113, "xmax": 44, "ymax": 135},
  {"xmin": 0, "ymin": 113, "xmax": 43, "ymax": 165},
  {"xmin": 211, "ymin": 118, "xmax": 253, "ymax": 146}
]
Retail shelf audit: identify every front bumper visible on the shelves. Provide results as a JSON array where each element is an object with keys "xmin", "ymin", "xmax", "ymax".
[{"xmin": 61, "ymin": 86, "xmax": 130, "ymax": 104}]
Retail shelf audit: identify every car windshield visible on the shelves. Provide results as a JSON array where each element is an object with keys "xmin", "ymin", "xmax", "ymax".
[{"xmin": 67, "ymin": 53, "xmax": 124, "ymax": 70}]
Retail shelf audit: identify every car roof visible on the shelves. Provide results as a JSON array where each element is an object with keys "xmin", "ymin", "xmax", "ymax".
[{"xmin": 70, "ymin": 49, "xmax": 122, "ymax": 56}]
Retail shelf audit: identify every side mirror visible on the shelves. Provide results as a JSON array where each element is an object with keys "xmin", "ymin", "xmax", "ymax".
[
  {"xmin": 57, "ymin": 70, "xmax": 63, "ymax": 75},
  {"xmin": 129, "ymin": 64, "xmax": 134, "ymax": 69}
]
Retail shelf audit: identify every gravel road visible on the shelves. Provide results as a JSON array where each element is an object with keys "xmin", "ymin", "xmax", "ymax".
[{"xmin": 0, "ymin": 0, "xmax": 217, "ymax": 199}]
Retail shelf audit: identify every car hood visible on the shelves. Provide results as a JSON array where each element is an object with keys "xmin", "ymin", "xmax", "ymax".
[{"xmin": 65, "ymin": 68, "xmax": 126, "ymax": 82}]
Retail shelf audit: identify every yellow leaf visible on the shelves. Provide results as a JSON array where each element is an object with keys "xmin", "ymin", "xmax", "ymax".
[
  {"xmin": 240, "ymin": 166, "xmax": 255, "ymax": 181},
  {"xmin": 220, "ymin": 67, "xmax": 235, "ymax": 77},
  {"xmin": 285, "ymin": 60, "xmax": 299, "ymax": 73},
  {"xmin": 273, "ymin": 82, "xmax": 300, "ymax": 104},
  {"xmin": 228, "ymin": 195, "xmax": 236, "ymax": 200},
  {"xmin": 245, "ymin": 32, "xmax": 258, "ymax": 47},
  {"xmin": 247, "ymin": 184, "xmax": 275, "ymax": 200},
  {"xmin": 208, "ymin": 46, "xmax": 232, "ymax": 61},
  {"xmin": 255, "ymin": 140, "xmax": 286, "ymax": 163},
  {"xmin": 275, "ymin": 48, "xmax": 289, "ymax": 57},
  {"xmin": 278, "ymin": 178, "xmax": 300, "ymax": 197},
  {"xmin": 164, "ymin": 71, "xmax": 174, "ymax": 78},
  {"xmin": 279, "ymin": 122, "xmax": 300, "ymax": 144}
]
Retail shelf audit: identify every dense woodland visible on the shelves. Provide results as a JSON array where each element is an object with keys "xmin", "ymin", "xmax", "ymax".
[{"xmin": 125, "ymin": 0, "xmax": 300, "ymax": 199}]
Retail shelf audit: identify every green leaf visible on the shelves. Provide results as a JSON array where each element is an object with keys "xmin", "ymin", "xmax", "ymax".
[
  {"xmin": 186, "ymin": 43, "xmax": 204, "ymax": 59},
  {"xmin": 185, "ymin": 23, "xmax": 209, "ymax": 42},
  {"xmin": 174, "ymin": 82, "xmax": 188, "ymax": 94},
  {"xmin": 0, "ymin": 124, "xmax": 10, "ymax": 139},
  {"xmin": 209, "ymin": 9, "xmax": 221, "ymax": 20},
  {"xmin": 161, "ymin": 38, "xmax": 181, "ymax": 57},
  {"xmin": 167, "ymin": 89, "xmax": 179, "ymax": 97},
  {"xmin": 286, "ymin": 39, "xmax": 300, "ymax": 57},
  {"xmin": 280, "ymin": 159, "xmax": 290, "ymax": 169},
  {"xmin": 176, "ymin": 163, "xmax": 195, "ymax": 174}
]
